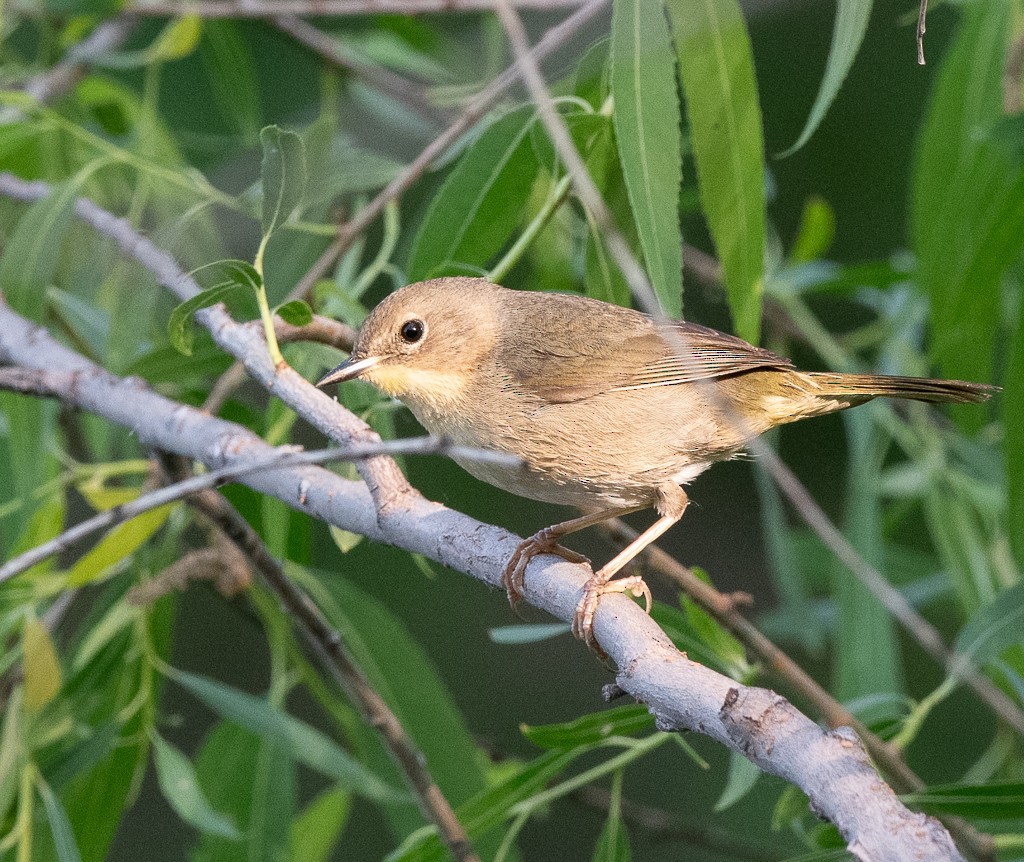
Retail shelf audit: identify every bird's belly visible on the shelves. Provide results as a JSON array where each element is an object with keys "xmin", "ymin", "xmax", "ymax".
[{"xmin": 407, "ymin": 391, "xmax": 716, "ymax": 510}]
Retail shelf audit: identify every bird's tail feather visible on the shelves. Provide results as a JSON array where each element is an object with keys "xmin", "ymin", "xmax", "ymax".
[{"xmin": 806, "ymin": 372, "xmax": 997, "ymax": 405}]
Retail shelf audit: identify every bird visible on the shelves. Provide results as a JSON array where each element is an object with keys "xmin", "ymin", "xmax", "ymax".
[{"xmin": 316, "ymin": 276, "xmax": 995, "ymax": 650}]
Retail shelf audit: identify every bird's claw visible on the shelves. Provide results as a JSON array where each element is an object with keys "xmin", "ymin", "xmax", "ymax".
[
  {"xmin": 571, "ymin": 575, "xmax": 653, "ymax": 656},
  {"xmin": 501, "ymin": 532, "xmax": 589, "ymax": 613}
]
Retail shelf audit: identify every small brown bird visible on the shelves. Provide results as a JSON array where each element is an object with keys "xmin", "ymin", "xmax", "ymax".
[{"xmin": 317, "ymin": 277, "xmax": 994, "ymax": 649}]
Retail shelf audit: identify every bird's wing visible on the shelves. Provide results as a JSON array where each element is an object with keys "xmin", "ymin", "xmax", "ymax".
[{"xmin": 510, "ymin": 321, "xmax": 793, "ymax": 404}]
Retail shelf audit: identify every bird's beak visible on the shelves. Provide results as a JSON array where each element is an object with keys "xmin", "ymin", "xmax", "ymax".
[{"xmin": 316, "ymin": 355, "xmax": 381, "ymax": 388}]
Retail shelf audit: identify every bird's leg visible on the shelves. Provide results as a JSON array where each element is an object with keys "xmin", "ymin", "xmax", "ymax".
[
  {"xmin": 572, "ymin": 485, "xmax": 689, "ymax": 653},
  {"xmin": 502, "ymin": 506, "xmax": 644, "ymax": 611}
]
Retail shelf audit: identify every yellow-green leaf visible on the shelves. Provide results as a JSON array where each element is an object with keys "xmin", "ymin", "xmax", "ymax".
[
  {"xmin": 67, "ymin": 504, "xmax": 176, "ymax": 587},
  {"xmin": 150, "ymin": 14, "xmax": 203, "ymax": 63},
  {"xmin": 24, "ymin": 617, "xmax": 62, "ymax": 712}
]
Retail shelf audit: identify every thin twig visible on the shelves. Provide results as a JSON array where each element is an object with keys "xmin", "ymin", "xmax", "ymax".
[
  {"xmin": 273, "ymin": 16, "xmax": 447, "ymax": 123},
  {"xmin": 918, "ymin": 0, "xmax": 928, "ymax": 65},
  {"xmin": 0, "ymin": 430, "xmax": 520, "ymax": 586},
  {"xmin": 490, "ymin": 0, "xmax": 1024, "ymax": 742},
  {"xmin": 201, "ymin": 315, "xmax": 355, "ymax": 414},
  {"xmin": 17, "ymin": 16, "xmax": 138, "ymax": 105},
  {"xmin": 117, "ymin": 0, "xmax": 587, "ymax": 16},
  {"xmin": 162, "ymin": 455, "xmax": 480, "ymax": 862}
]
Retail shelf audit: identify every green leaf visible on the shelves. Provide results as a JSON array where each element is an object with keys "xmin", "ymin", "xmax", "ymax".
[
  {"xmin": 296, "ymin": 569, "xmax": 491, "ymax": 844},
  {"xmin": 667, "ymin": 0, "xmax": 766, "ymax": 342},
  {"xmin": 487, "ymin": 623, "xmax": 570, "ymax": 644},
  {"xmin": 149, "ymin": 14, "xmax": 203, "ymax": 62},
  {"xmin": 66, "ymin": 504, "xmax": 176, "ymax": 586},
  {"xmin": 953, "ymin": 583, "xmax": 1024, "ymax": 667},
  {"xmin": 24, "ymin": 617, "xmax": 62, "ymax": 712},
  {"xmin": 789, "ymin": 196, "xmax": 836, "ymax": 264},
  {"xmin": 1008, "ymin": 315, "xmax": 1024, "ymax": 568},
  {"xmin": 201, "ymin": 22, "xmax": 261, "ymax": 144},
  {"xmin": 0, "ymin": 180, "xmax": 77, "ymax": 322},
  {"xmin": 168, "ymin": 280, "xmax": 248, "ymax": 356},
  {"xmin": 591, "ymin": 807, "xmax": 630, "ymax": 862},
  {"xmin": 714, "ymin": 750, "xmax": 761, "ymax": 811},
  {"xmin": 834, "ymin": 412, "xmax": 901, "ymax": 700},
  {"xmin": 275, "ymin": 299, "xmax": 314, "ymax": 327},
  {"xmin": 521, "ymin": 705, "xmax": 653, "ymax": 750},
  {"xmin": 611, "ymin": 0, "xmax": 683, "ymax": 318},
  {"xmin": 290, "ymin": 786, "xmax": 351, "ymax": 862},
  {"xmin": 408, "ymin": 106, "xmax": 540, "ymax": 280},
  {"xmin": 780, "ymin": 0, "xmax": 872, "ymax": 156},
  {"xmin": 912, "ymin": 0, "xmax": 1020, "ymax": 411},
  {"xmin": 903, "ymin": 781, "xmax": 1024, "ymax": 819},
  {"xmin": 152, "ymin": 734, "xmax": 241, "ymax": 840},
  {"xmin": 0, "ymin": 687, "xmax": 22, "ymax": 818},
  {"xmin": 260, "ymin": 125, "xmax": 307, "ymax": 237},
  {"xmin": 170, "ymin": 668, "xmax": 405, "ymax": 803},
  {"xmin": 37, "ymin": 776, "xmax": 83, "ymax": 862},
  {"xmin": 388, "ymin": 748, "xmax": 587, "ymax": 862}
]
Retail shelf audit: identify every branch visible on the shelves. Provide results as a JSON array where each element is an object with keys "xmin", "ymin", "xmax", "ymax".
[
  {"xmin": 603, "ymin": 518, "xmax": 995, "ymax": 862},
  {"xmin": 0, "ymin": 429, "xmax": 519, "ymax": 586},
  {"xmin": 160, "ymin": 456, "xmax": 480, "ymax": 862},
  {"xmin": 488, "ymin": 0, "xmax": 1024, "ymax": 742},
  {"xmin": 272, "ymin": 16, "xmax": 447, "ymax": 124},
  {"xmin": 0, "ymin": 291, "xmax": 966, "ymax": 862},
  {"xmin": 16, "ymin": 16, "xmax": 137, "ymax": 105},
  {"xmin": 118, "ymin": 0, "xmax": 589, "ymax": 16}
]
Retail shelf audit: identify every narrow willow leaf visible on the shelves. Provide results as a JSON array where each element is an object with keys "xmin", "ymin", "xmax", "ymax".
[
  {"xmin": 275, "ymin": 299, "xmax": 313, "ymax": 327},
  {"xmin": 912, "ymin": 0, "xmax": 1020, "ymax": 408},
  {"xmin": 290, "ymin": 786, "xmax": 351, "ymax": 862},
  {"xmin": 953, "ymin": 583, "xmax": 1024, "ymax": 666},
  {"xmin": 408, "ymin": 106, "xmax": 539, "ymax": 280},
  {"xmin": 202, "ymin": 22, "xmax": 261, "ymax": 143},
  {"xmin": 781, "ymin": 0, "xmax": 872, "ymax": 156},
  {"xmin": 714, "ymin": 750, "xmax": 761, "ymax": 811},
  {"xmin": 171, "ymin": 669, "xmax": 405, "ymax": 803},
  {"xmin": 149, "ymin": 14, "xmax": 203, "ymax": 62},
  {"xmin": 0, "ymin": 181, "xmax": 77, "ymax": 321},
  {"xmin": 667, "ymin": 0, "xmax": 766, "ymax": 342},
  {"xmin": 611, "ymin": 0, "xmax": 683, "ymax": 318},
  {"xmin": 386, "ymin": 748, "xmax": 587, "ymax": 862},
  {"xmin": 260, "ymin": 125, "xmax": 308, "ymax": 237},
  {"xmin": 24, "ymin": 617, "xmax": 62, "ymax": 712},
  {"xmin": 168, "ymin": 281, "xmax": 246, "ymax": 355},
  {"xmin": 301, "ymin": 571, "xmax": 491, "ymax": 843},
  {"xmin": 903, "ymin": 780, "xmax": 1024, "ymax": 819},
  {"xmin": 37, "ymin": 776, "xmax": 83, "ymax": 862},
  {"xmin": 591, "ymin": 807, "xmax": 630, "ymax": 862},
  {"xmin": 66, "ymin": 504, "xmax": 176, "ymax": 586},
  {"xmin": 0, "ymin": 687, "xmax": 22, "ymax": 818},
  {"xmin": 487, "ymin": 623, "xmax": 570, "ymax": 644},
  {"xmin": 1008, "ymin": 318, "xmax": 1024, "ymax": 568},
  {"xmin": 790, "ymin": 196, "xmax": 837, "ymax": 263},
  {"xmin": 835, "ymin": 412, "xmax": 901, "ymax": 700},
  {"xmin": 521, "ymin": 705, "xmax": 653, "ymax": 749},
  {"xmin": 152, "ymin": 734, "xmax": 241, "ymax": 840}
]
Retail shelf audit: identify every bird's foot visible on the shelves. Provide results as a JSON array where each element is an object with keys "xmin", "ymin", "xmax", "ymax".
[
  {"xmin": 571, "ymin": 574, "xmax": 653, "ymax": 656},
  {"xmin": 501, "ymin": 529, "xmax": 590, "ymax": 613}
]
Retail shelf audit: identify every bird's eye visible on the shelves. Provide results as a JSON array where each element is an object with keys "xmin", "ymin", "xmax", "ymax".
[{"xmin": 400, "ymin": 319, "xmax": 425, "ymax": 344}]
